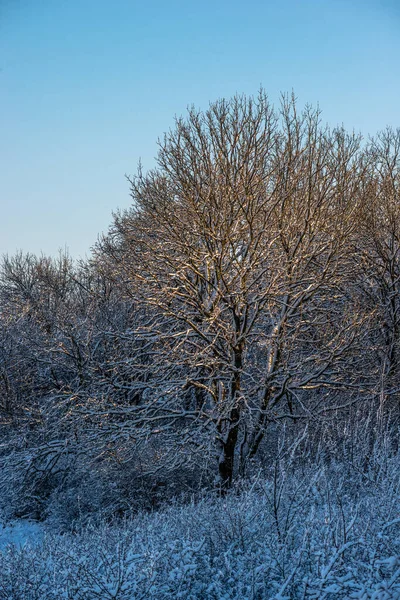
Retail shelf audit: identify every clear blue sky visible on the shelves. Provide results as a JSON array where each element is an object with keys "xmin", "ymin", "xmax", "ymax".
[{"xmin": 1, "ymin": 0, "xmax": 399, "ymax": 259}]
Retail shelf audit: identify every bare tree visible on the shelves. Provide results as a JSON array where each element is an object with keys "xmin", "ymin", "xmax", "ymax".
[
  {"xmin": 356, "ymin": 129, "xmax": 400, "ymax": 383},
  {"xmin": 97, "ymin": 92, "xmax": 366, "ymax": 489}
]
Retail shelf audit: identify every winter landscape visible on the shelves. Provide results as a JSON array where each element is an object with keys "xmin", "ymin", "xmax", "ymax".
[{"xmin": 1, "ymin": 2, "xmax": 399, "ymax": 599}]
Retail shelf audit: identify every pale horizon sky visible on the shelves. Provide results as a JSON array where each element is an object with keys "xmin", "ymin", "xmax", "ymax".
[{"xmin": 1, "ymin": 0, "xmax": 399, "ymax": 259}]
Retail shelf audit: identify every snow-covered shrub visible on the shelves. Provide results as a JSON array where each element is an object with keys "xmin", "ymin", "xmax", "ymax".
[{"xmin": 0, "ymin": 449, "xmax": 399, "ymax": 599}]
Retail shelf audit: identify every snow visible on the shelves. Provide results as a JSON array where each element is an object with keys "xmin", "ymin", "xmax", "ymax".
[
  {"xmin": 0, "ymin": 471, "xmax": 398, "ymax": 598},
  {"xmin": 0, "ymin": 519, "xmax": 44, "ymax": 551}
]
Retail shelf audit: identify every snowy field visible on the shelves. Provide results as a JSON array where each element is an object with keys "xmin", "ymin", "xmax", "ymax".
[
  {"xmin": 0, "ymin": 466, "xmax": 399, "ymax": 599},
  {"xmin": 0, "ymin": 520, "xmax": 44, "ymax": 551}
]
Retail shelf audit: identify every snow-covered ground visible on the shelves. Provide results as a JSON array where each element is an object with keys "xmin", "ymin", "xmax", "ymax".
[
  {"xmin": 0, "ymin": 519, "xmax": 44, "ymax": 551},
  {"xmin": 0, "ymin": 466, "xmax": 399, "ymax": 599}
]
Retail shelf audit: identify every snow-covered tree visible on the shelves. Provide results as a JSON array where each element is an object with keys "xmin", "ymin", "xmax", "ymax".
[{"xmin": 98, "ymin": 92, "xmax": 367, "ymax": 488}]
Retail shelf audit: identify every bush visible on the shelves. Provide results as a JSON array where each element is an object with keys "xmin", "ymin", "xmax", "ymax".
[{"xmin": 0, "ymin": 449, "xmax": 399, "ymax": 599}]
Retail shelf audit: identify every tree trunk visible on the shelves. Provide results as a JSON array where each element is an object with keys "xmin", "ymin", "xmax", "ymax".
[
  {"xmin": 217, "ymin": 346, "xmax": 243, "ymax": 490},
  {"xmin": 218, "ymin": 406, "xmax": 240, "ymax": 491}
]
